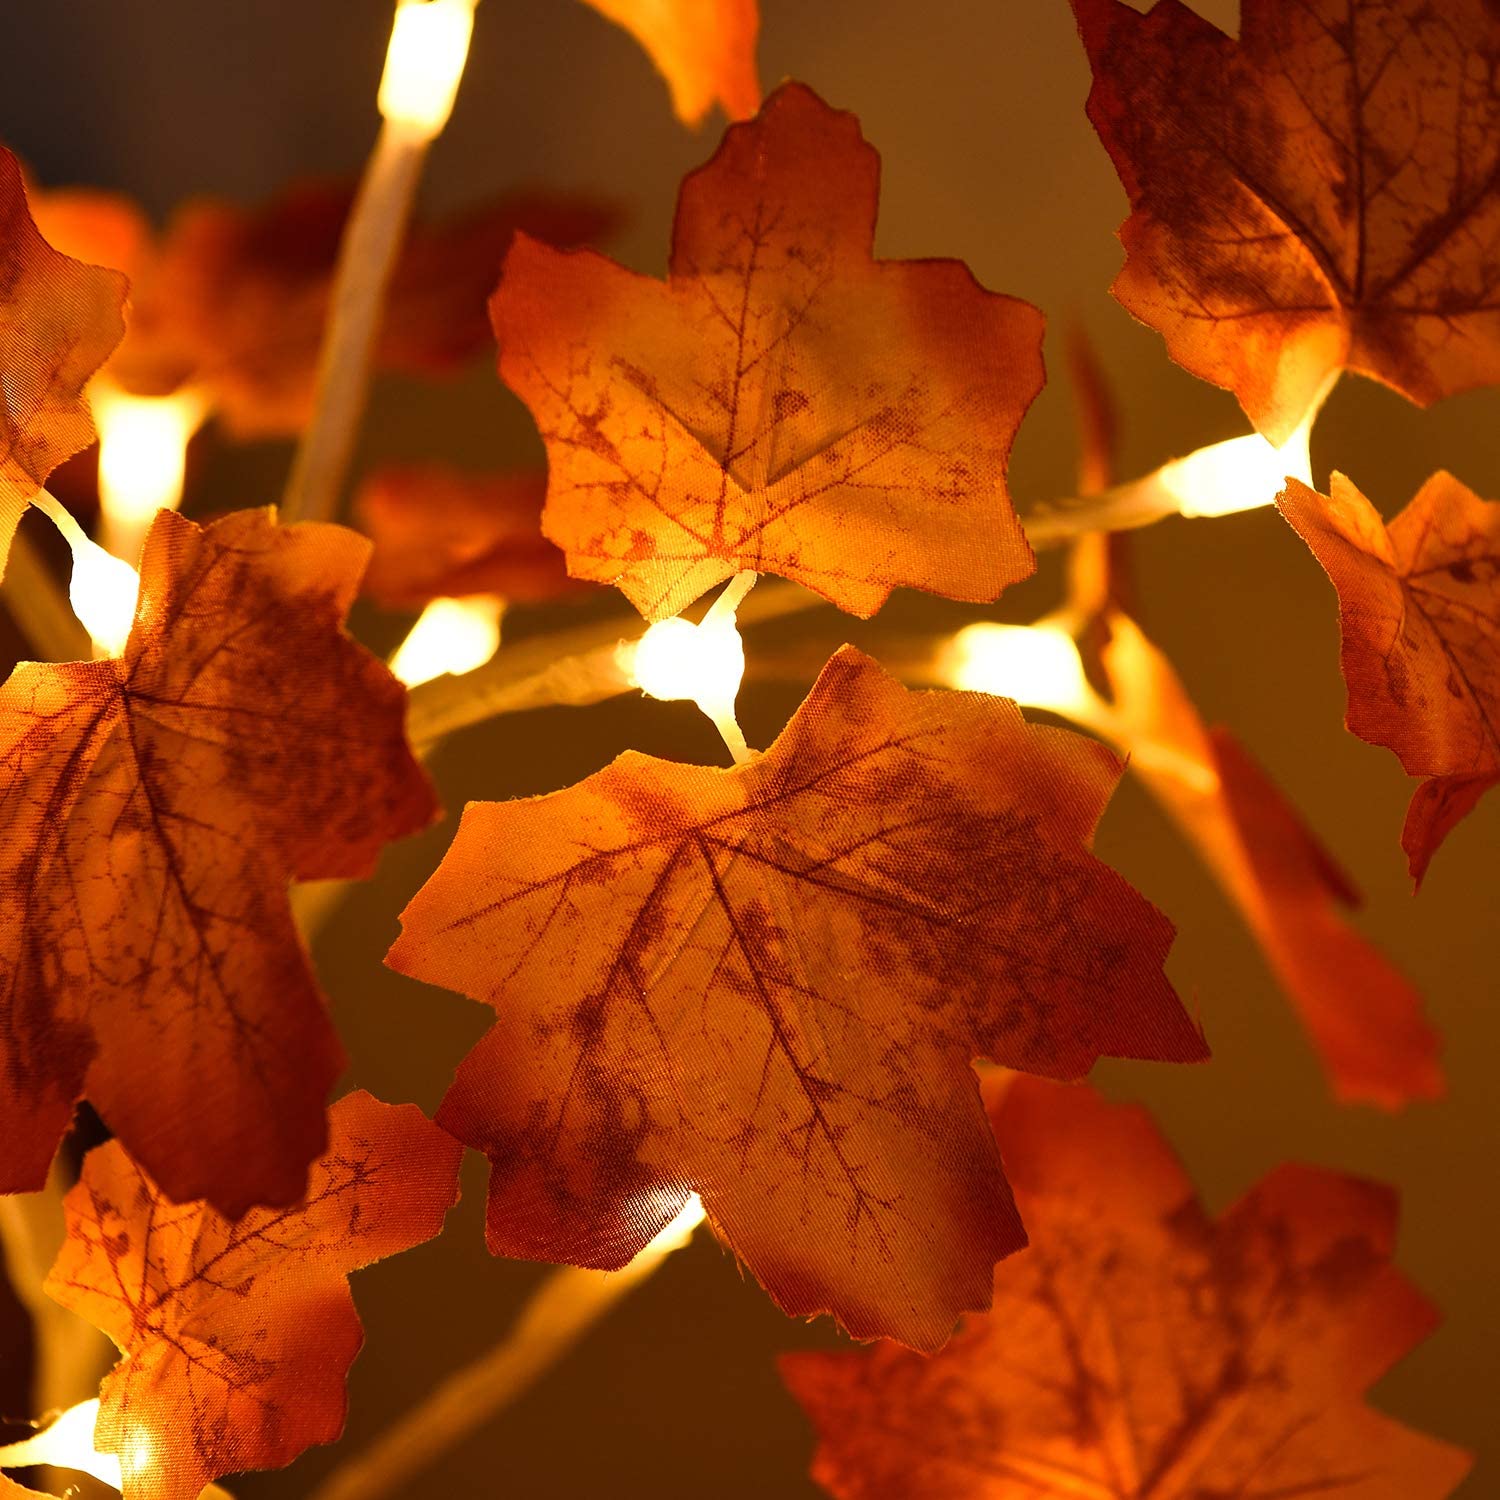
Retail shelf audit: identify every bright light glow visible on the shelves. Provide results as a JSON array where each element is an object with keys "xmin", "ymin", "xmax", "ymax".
[
  {"xmin": 93, "ymin": 385, "xmax": 205, "ymax": 555},
  {"xmin": 1157, "ymin": 416, "xmax": 1314, "ymax": 520},
  {"xmin": 69, "ymin": 535, "xmax": 141, "ymax": 658},
  {"xmin": 378, "ymin": 0, "xmax": 476, "ymax": 136},
  {"xmin": 644, "ymin": 1193, "xmax": 707, "ymax": 1258},
  {"xmin": 619, "ymin": 574, "xmax": 756, "ymax": 763},
  {"xmin": 389, "ymin": 595, "xmax": 504, "ymax": 687},
  {"xmin": 627, "ymin": 616, "xmax": 746, "ymax": 711},
  {"xmin": 943, "ymin": 622, "xmax": 1096, "ymax": 719},
  {"xmin": 0, "ymin": 1398, "xmax": 124, "ymax": 1490}
]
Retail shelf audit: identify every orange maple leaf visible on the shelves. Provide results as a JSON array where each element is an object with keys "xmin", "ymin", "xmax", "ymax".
[
  {"xmin": 44, "ymin": 1091, "xmax": 462, "ymax": 1500},
  {"xmin": 1071, "ymin": 0, "xmax": 1500, "ymax": 444},
  {"xmin": 489, "ymin": 82, "xmax": 1044, "ymax": 621},
  {"xmin": 354, "ymin": 462, "xmax": 582, "ymax": 610},
  {"xmin": 0, "ymin": 147, "xmax": 126, "ymax": 576},
  {"xmin": 1096, "ymin": 609, "xmax": 1442, "ymax": 1107},
  {"xmin": 784, "ymin": 1076, "xmax": 1472, "ymax": 1499},
  {"xmin": 1279, "ymin": 471, "xmax": 1499, "ymax": 887},
  {"xmin": 581, "ymin": 0, "xmax": 761, "ymax": 126},
  {"xmin": 0, "ymin": 508, "xmax": 438, "ymax": 1214},
  {"xmin": 31, "ymin": 178, "xmax": 615, "ymax": 437},
  {"xmin": 387, "ymin": 645, "xmax": 1205, "ymax": 1349}
]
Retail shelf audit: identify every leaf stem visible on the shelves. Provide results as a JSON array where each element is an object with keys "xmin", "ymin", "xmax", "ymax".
[{"xmin": 279, "ymin": 117, "xmax": 431, "ymax": 525}]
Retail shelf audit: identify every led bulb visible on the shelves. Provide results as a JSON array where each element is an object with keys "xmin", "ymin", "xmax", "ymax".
[
  {"xmin": 69, "ymin": 536, "xmax": 141, "ymax": 657},
  {"xmin": 626, "ymin": 616, "xmax": 746, "ymax": 713},
  {"xmin": 1159, "ymin": 421, "xmax": 1313, "ymax": 520},
  {"xmin": 378, "ymin": 0, "xmax": 475, "ymax": 136},
  {"xmin": 0, "ymin": 1399, "xmax": 124, "ymax": 1490},
  {"xmin": 644, "ymin": 1193, "xmax": 707, "ymax": 1257},
  {"xmin": 389, "ymin": 595, "xmax": 503, "ymax": 687},
  {"xmin": 94, "ymin": 387, "xmax": 204, "ymax": 538},
  {"xmin": 943, "ymin": 622, "xmax": 1094, "ymax": 718}
]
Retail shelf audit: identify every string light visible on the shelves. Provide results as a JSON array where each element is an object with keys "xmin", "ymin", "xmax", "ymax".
[
  {"xmin": 1156, "ymin": 411, "xmax": 1314, "ymax": 519},
  {"xmin": 0, "ymin": 1398, "xmax": 124, "ymax": 1490},
  {"xmin": 941, "ymin": 621, "xmax": 1097, "ymax": 719},
  {"xmin": 641, "ymin": 1193, "xmax": 707, "ymax": 1259},
  {"xmin": 378, "ymin": 0, "xmax": 477, "ymax": 138},
  {"xmin": 92, "ymin": 383, "xmax": 205, "ymax": 562},
  {"xmin": 33, "ymin": 493, "xmax": 141, "ymax": 657},
  {"xmin": 619, "ymin": 574, "xmax": 757, "ymax": 763},
  {"xmin": 388, "ymin": 595, "xmax": 504, "ymax": 687}
]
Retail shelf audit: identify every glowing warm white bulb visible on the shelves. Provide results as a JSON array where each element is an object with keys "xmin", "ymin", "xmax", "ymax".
[
  {"xmin": 378, "ymin": 0, "xmax": 476, "ymax": 136},
  {"xmin": 389, "ymin": 595, "xmax": 503, "ymax": 687},
  {"xmin": 69, "ymin": 536, "xmax": 141, "ymax": 657},
  {"xmin": 644, "ymin": 1193, "xmax": 707, "ymax": 1258},
  {"xmin": 626, "ymin": 616, "xmax": 747, "ymax": 711},
  {"xmin": 93, "ymin": 386, "xmax": 204, "ymax": 547},
  {"xmin": 943, "ymin": 622, "xmax": 1095, "ymax": 718},
  {"xmin": 1158, "ymin": 417, "xmax": 1314, "ymax": 520},
  {"xmin": 0, "ymin": 1398, "xmax": 124, "ymax": 1490}
]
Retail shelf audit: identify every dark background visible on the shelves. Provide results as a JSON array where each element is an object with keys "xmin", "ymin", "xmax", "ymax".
[{"xmin": 1, "ymin": 1, "xmax": 1494, "ymax": 1495}]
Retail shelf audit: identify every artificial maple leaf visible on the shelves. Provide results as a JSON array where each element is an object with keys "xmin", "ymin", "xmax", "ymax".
[
  {"xmin": 1072, "ymin": 0, "xmax": 1500, "ymax": 444},
  {"xmin": 44, "ymin": 1091, "xmax": 462, "ymax": 1500},
  {"xmin": 354, "ymin": 462, "xmax": 580, "ymax": 610},
  {"xmin": 31, "ymin": 178, "xmax": 615, "ymax": 437},
  {"xmin": 581, "ymin": 0, "xmax": 761, "ymax": 126},
  {"xmin": 388, "ymin": 645, "xmax": 1205, "ymax": 1349},
  {"xmin": 0, "ymin": 507, "xmax": 438, "ymax": 1214},
  {"xmin": 0, "ymin": 147, "xmax": 126, "ymax": 576},
  {"xmin": 1279, "ymin": 470, "xmax": 1500, "ymax": 885},
  {"xmin": 783, "ymin": 1076, "xmax": 1472, "ymax": 1500},
  {"xmin": 490, "ymin": 81, "xmax": 1044, "ymax": 622},
  {"xmin": 1096, "ymin": 609, "xmax": 1441, "ymax": 1107}
]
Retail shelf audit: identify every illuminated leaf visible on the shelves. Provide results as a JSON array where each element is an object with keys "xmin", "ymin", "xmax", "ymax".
[
  {"xmin": 44, "ymin": 1091, "xmax": 462, "ymax": 1500},
  {"xmin": 388, "ymin": 645, "xmax": 1205, "ymax": 1349},
  {"xmin": 1098, "ymin": 609, "xmax": 1441, "ymax": 1107},
  {"xmin": 784, "ymin": 1076, "xmax": 1472, "ymax": 1500},
  {"xmin": 0, "ymin": 508, "xmax": 438, "ymax": 1214},
  {"xmin": 1279, "ymin": 471, "xmax": 1499, "ymax": 885},
  {"xmin": 354, "ymin": 462, "xmax": 581, "ymax": 610},
  {"xmin": 581, "ymin": 0, "xmax": 761, "ymax": 125},
  {"xmin": 33, "ymin": 178, "xmax": 615, "ymax": 436},
  {"xmin": 1072, "ymin": 0, "xmax": 1500, "ymax": 443},
  {"xmin": 490, "ymin": 82, "xmax": 1043, "ymax": 621},
  {"xmin": 0, "ymin": 148, "xmax": 126, "ymax": 575}
]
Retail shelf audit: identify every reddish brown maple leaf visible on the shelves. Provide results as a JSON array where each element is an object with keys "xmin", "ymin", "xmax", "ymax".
[
  {"xmin": 44, "ymin": 1091, "xmax": 462, "ymax": 1500},
  {"xmin": 784, "ymin": 1076, "xmax": 1471, "ymax": 1500},
  {"xmin": 354, "ymin": 462, "xmax": 581, "ymax": 610},
  {"xmin": 490, "ymin": 81, "xmax": 1044, "ymax": 621},
  {"xmin": 387, "ymin": 645, "xmax": 1204, "ymax": 1349},
  {"xmin": 1072, "ymin": 0, "xmax": 1500, "ymax": 444},
  {"xmin": 1096, "ymin": 609, "xmax": 1441, "ymax": 1107},
  {"xmin": 31, "ymin": 178, "xmax": 615, "ymax": 437},
  {"xmin": 581, "ymin": 0, "xmax": 761, "ymax": 125},
  {"xmin": 1279, "ymin": 470, "xmax": 1499, "ymax": 886},
  {"xmin": 0, "ymin": 507, "xmax": 438, "ymax": 1214},
  {"xmin": 0, "ymin": 148, "xmax": 126, "ymax": 576}
]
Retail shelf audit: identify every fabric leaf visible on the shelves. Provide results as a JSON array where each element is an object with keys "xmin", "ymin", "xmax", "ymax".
[
  {"xmin": 1097, "ymin": 609, "xmax": 1441, "ymax": 1106},
  {"xmin": 1072, "ymin": 0, "xmax": 1500, "ymax": 443},
  {"xmin": 0, "ymin": 148, "xmax": 127, "ymax": 577},
  {"xmin": 387, "ymin": 645, "xmax": 1205, "ymax": 1350},
  {"xmin": 0, "ymin": 508, "xmax": 438, "ymax": 1214},
  {"xmin": 784, "ymin": 1076, "xmax": 1471, "ymax": 1500},
  {"xmin": 1279, "ymin": 470, "xmax": 1499, "ymax": 885},
  {"xmin": 581, "ymin": 0, "xmax": 761, "ymax": 125},
  {"xmin": 354, "ymin": 463, "xmax": 580, "ymax": 609},
  {"xmin": 489, "ymin": 82, "xmax": 1044, "ymax": 621},
  {"xmin": 44, "ymin": 1091, "xmax": 462, "ymax": 1500}
]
